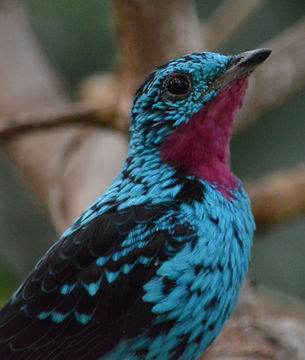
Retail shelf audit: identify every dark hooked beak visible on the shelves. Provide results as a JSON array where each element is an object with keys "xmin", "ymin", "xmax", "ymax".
[{"xmin": 210, "ymin": 48, "xmax": 272, "ymax": 91}]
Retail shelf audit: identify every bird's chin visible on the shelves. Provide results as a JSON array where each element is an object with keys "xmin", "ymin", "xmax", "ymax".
[
  {"xmin": 211, "ymin": 76, "xmax": 249, "ymax": 115},
  {"xmin": 197, "ymin": 76, "xmax": 249, "ymax": 127},
  {"xmin": 201, "ymin": 73, "xmax": 249, "ymax": 105}
]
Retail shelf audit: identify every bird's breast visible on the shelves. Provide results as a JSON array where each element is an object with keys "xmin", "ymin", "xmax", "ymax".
[{"xmin": 137, "ymin": 184, "xmax": 255, "ymax": 359}]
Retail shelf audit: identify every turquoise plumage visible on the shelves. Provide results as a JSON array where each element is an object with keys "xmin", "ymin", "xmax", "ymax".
[{"xmin": 0, "ymin": 48, "xmax": 270, "ymax": 359}]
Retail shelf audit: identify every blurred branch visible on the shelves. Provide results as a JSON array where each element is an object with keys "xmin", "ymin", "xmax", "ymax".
[
  {"xmin": 246, "ymin": 164, "xmax": 305, "ymax": 228},
  {"xmin": 0, "ymin": 0, "xmax": 127, "ymax": 255},
  {"xmin": 204, "ymin": 284, "xmax": 305, "ymax": 359},
  {"xmin": 0, "ymin": 103, "xmax": 117, "ymax": 140},
  {"xmin": 114, "ymin": 0, "xmax": 202, "ymax": 83},
  {"xmin": 203, "ymin": 0, "xmax": 265, "ymax": 50},
  {"xmin": 0, "ymin": 72, "xmax": 126, "ymax": 141},
  {"xmin": 0, "ymin": 0, "xmax": 74, "ymax": 202},
  {"xmin": 236, "ymin": 16, "xmax": 305, "ymax": 131}
]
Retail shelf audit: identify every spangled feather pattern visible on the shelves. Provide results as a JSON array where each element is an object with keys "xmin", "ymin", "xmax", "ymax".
[
  {"xmin": 0, "ymin": 50, "xmax": 263, "ymax": 359},
  {"xmin": 0, "ymin": 203, "xmax": 198, "ymax": 359}
]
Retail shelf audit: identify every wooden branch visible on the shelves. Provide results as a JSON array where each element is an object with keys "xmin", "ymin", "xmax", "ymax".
[
  {"xmin": 0, "ymin": 103, "xmax": 116, "ymax": 140},
  {"xmin": 246, "ymin": 164, "xmax": 305, "ymax": 228},
  {"xmin": 236, "ymin": 16, "xmax": 305, "ymax": 131},
  {"xmin": 203, "ymin": 0, "xmax": 265, "ymax": 50},
  {"xmin": 113, "ymin": 0, "xmax": 202, "ymax": 117},
  {"xmin": 204, "ymin": 284, "xmax": 305, "ymax": 359},
  {"xmin": 0, "ymin": 72, "xmax": 125, "ymax": 141},
  {"xmin": 0, "ymin": 0, "xmax": 73, "ymax": 202},
  {"xmin": 0, "ymin": 0, "xmax": 128, "ymax": 270}
]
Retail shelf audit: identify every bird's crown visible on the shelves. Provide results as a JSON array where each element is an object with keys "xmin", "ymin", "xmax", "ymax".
[{"xmin": 134, "ymin": 52, "xmax": 231, "ymax": 115}]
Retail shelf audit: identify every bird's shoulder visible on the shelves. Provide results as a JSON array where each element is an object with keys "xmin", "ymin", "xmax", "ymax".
[
  {"xmin": 0, "ymin": 202, "xmax": 197, "ymax": 347},
  {"xmin": 10, "ymin": 202, "xmax": 187, "ymax": 303}
]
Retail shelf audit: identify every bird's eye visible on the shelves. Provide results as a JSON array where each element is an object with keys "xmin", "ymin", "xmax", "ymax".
[{"xmin": 165, "ymin": 73, "xmax": 192, "ymax": 98}]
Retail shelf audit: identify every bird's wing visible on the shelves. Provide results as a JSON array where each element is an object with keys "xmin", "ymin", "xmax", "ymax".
[{"xmin": 0, "ymin": 203, "xmax": 196, "ymax": 359}]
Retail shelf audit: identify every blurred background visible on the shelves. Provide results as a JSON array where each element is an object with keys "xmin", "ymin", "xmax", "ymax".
[{"xmin": 0, "ymin": 0, "xmax": 304, "ymax": 307}]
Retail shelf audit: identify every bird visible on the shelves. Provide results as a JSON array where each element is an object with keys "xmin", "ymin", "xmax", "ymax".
[{"xmin": 0, "ymin": 48, "xmax": 271, "ymax": 360}]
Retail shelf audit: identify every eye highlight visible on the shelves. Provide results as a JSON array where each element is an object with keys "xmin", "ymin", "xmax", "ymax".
[{"xmin": 164, "ymin": 73, "xmax": 192, "ymax": 99}]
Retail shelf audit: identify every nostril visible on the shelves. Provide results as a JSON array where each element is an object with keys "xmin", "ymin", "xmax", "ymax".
[{"xmin": 236, "ymin": 48, "xmax": 272, "ymax": 68}]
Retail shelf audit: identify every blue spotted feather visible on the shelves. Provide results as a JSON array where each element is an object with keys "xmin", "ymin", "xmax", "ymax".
[{"xmin": 0, "ymin": 49, "xmax": 271, "ymax": 359}]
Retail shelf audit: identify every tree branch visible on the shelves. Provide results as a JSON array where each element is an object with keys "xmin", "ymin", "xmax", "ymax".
[
  {"xmin": 246, "ymin": 164, "xmax": 305, "ymax": 228},
  {"xmin": 0, "ymin": 103, "xmax": 116, "ymax": 140},
  {"xmin": 0, "ymin": 0, "xmax": 73, "ymax": 202},
  {"xmin": 203, "ymin": 0, "xmax": 265, "ymax": 50},
  {"xmin": 114, "ymin": 0, "xmax": 202, "ymax": 84},
  {"xmin": 236, "ymin": 16, "xmax": 305, "ymax": 131},
  {"xmin": 0, "ymin": 0, "xmax": 127, "ymax": 268},
  {"xmin": 204, "ymin": 284, "xmax": 305, "ymax": 359}
]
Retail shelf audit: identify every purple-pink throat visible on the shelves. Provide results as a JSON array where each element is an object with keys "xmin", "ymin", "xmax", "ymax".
[{"xmin": 160, "ymin": 77, "xmax": 249, "ymax": 197}]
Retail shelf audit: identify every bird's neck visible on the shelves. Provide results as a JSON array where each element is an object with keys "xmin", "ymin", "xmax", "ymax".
[{"xmin": 160, "ymin": 78, "xmax": 248, "ymax": 195}]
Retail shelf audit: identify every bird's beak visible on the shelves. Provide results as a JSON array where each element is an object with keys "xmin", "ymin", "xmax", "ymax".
[{"xmin": 210, "ymin": 48, "xmax": 272, "ymax": 92}]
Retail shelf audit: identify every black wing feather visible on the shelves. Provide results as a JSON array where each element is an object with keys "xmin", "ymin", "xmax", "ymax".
[{"xmin": 0, "ymin": 204, "xmax": 187, "ymax": 359}]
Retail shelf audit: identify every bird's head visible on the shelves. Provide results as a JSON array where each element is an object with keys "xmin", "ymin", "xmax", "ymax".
[{"xmin": 131, "ymin": 49, "xmax": 271, "ymax": 190}]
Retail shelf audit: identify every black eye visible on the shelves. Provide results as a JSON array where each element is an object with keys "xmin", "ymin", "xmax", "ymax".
[{"xmin": 165, "ymin": 73, "xmax": 192, "ymax": 98}]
